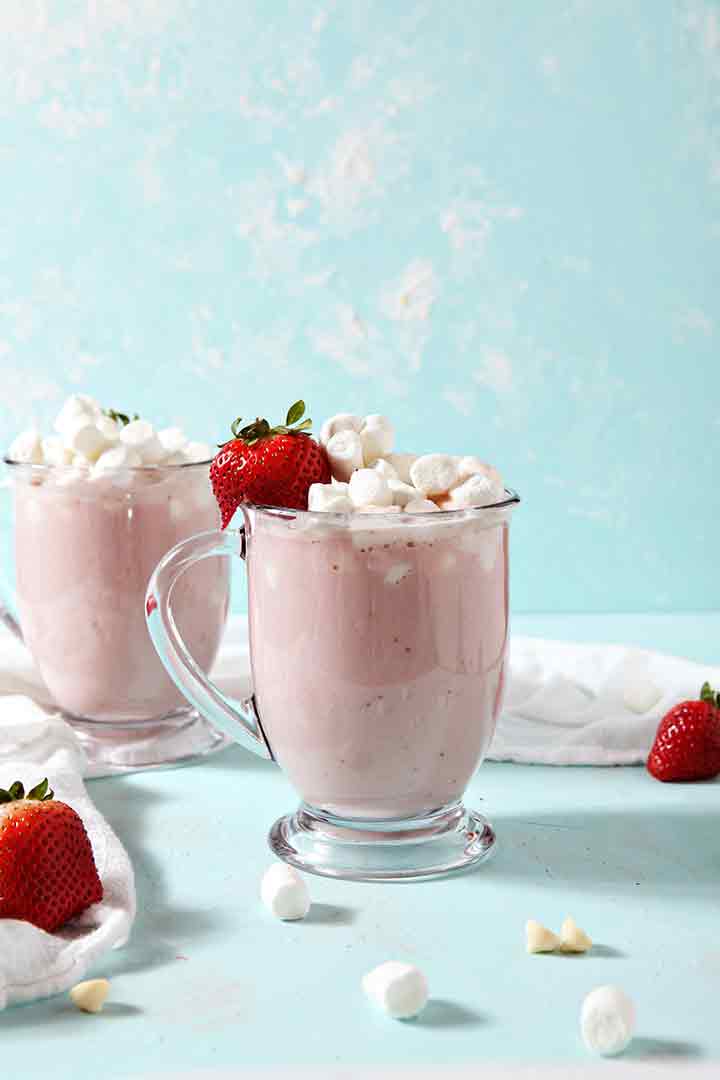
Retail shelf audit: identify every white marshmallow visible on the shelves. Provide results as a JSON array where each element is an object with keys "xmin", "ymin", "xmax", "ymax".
[
  {"xmin": 362, "ymin": 961, "xmax": 428, "ymax": 1020},
  {"xmin": 409, "ymin": 454, "xmax": 460, "ymax": 496},
  {"xmin": 308, "ymin": 483, "xmax": 353, "ymax": 513},
  {"xmin": 404, "ymin": 497, "xmax": 440, "ymax": 513},
  {"xmin": 65, "ymin": 419, "xmax": 111, "ymax": 463},
  {"xmin": 326, "ymin": 429, "xmax": 364, "ymax": 482},
  {"xmin": 330, "ymin": 479, "xmax": 350, "ymax": 493},
  {"xmin": 526, "ymin": 920, "xmax": 561, "ymax": 954},
  {"xmin": 8, "ymin": 428, "xmax": 44, "ymax": 464},
  {"xmin": 260, "ymin": 863, "xmax": 310, "ymax": 921},
  {"xmin": 53, "ymin": 394, "xmax": 102, "ymax": 436},
  {"xmin": 349, "ymin": 468, "xmax": 393, "ymax": 508},
  {"xmin": 441, "ymin": 472, "xmax": 504, "ymax": 509},
  {"xmin": 158, "ymin": 426, "xmax": 189, "ymax": 456},
  {"xmin": 320, "ymin": 413, "xmax": 363, "ymax": 447},
  {"xmin": 372, "ymin": 458, "xmax": 398, "ymax": 480},
  {"xmin": 91, "ymin": 445, "xmax": 143, "ymax": 477},
  {"xmin": 388, "ymin": 480, "xmax": 417, "ymax": 507},
  {"xmin": 119, "ymin": 419, "xmax": 164, "ymax": 464},
  {"xmin": 385, "ymin": 452, "xmax": 417, "ymax": 484},
  {"xmin": 455, "ymin": 455, "xmax": 491, "ymax": 482},
  {"xmin": 560, "ymin": 916, "xmax": 593, "ymax": 954},
  {"xmin": 581, "ymin": 986, "xmax": 635, "ymax": 1057},
  {"xmin": 359, "ymin": 414, "xmax": 395, "ymax": 465},
  {"xmin": 181, "ymin": 440, "xmax": 213, "ymax": 464},
  {"xmin": 41, "ymin": 436, "xmax": 75, "ymax": 467},
  {"xmin": 69, "ymin": 978, "xmax": 110, "ymax": 1014}
]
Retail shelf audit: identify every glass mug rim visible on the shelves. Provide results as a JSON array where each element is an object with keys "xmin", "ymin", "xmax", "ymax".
[
  {"xmin": 249, "ymin": 486, "xmax": 521, "ymax": 521},
  {"xmin": 2, "ymin": 455, "xmax": 213, "ymax": 474}
]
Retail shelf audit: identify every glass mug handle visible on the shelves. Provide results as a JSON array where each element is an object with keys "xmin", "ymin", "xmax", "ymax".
[{"xmin": 145, "ymin": 528, "xmax": 273, "ymax": 761}]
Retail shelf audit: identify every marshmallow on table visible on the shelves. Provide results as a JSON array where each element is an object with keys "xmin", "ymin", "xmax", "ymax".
[
  {"xmin": 319, "ymin": 413, "xmax": 363, "ymax": 447},
  {"xmin": 526, "ymin": 920, "xmax": 561, "ymax": 954},
  {"xmin": 349, "ymin": 468, "xmax": 393, "ymax": 509},
  {"xmin": 260, "ymin": 863, "xmax": 310, "ymax": 921},
  {"xmin": 409, "ymin": 454, "xmax": 460, "ymax": 496},
  {"xmin": 308, "ymin": 483, "xmax": 353, "ymax": 513},
  {"xmin": 362, "ymin": 961, "xmax": 428, "ymax": 1020},
  {"xmin": 359, "ymin": 415, "xmax": 394, "ymax": 465},
  {"xmin": 7, "ymin": 428, "xmax": 44, "ymax": 465},
  {"xmin": 581, "ymin": 985, "xmax": 635, "ymax": 1056},
  {"xmin": 404, "ymin": 497, "xmax": 440, "ymax": 513},
  {"xmin": 326, "ymin": 429, "xmax": 364, "ymax": 482}
]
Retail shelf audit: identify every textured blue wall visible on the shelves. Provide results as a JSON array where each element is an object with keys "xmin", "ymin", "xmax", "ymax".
[{"xmin": 0, "ymin": 1, "xmax": 718, "ymax": 613}]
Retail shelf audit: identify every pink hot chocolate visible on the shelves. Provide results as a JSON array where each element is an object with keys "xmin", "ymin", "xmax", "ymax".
[
  {"xmin": 14, "ymin": 465, "xmax": 229, "ymax": 721},
  {"xmin": 247, "ymin": 508, "xmax": 510, "ymax": 820}
]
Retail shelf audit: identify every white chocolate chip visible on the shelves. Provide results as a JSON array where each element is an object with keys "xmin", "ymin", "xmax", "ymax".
[
  {"xmin": 70, "ymin": 978, "xmax": 110, "ymax": 1014},
  {"xmin": 362, "ymin": 961, "xmax": 428, "ymax": 1020},
  {"xmin": 526, "ymin": 919, "xmax": 561, "ymax": 954},
  {"xmin": 409, "ymin": 454, "xmax": 460, "ymax": 496},
  {"xmin": 581, "ymin": 985, "xmax": 635, "ymax": 1056},
  {"xmin": 260, "ymin": 863, "xmax": 311, "ymax": 921},
  {"xmin": 349, "ymin": 468, "xmax": 393, "ymax": 508},
  {"xmin": 319, "ymin": 413, "xmax": 363, "ymax": 447},
  {"xmin": 326, "ymin": 429, "xmax": 364, "ymax": 482},
  {"xmin": 560, "ymin": 916, "xmax": 593, "ymax": 954},
  {"xmin": 359, "ymin": 414, "xmax": 395, "ymax": 465}
]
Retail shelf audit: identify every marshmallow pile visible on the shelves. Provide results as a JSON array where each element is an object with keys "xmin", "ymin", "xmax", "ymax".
[
  {"xmin": 7, "ymin": 394, "xmax": 212, "ymax": 478},
  {"xmin": 309, "ymin": 412, "xmax": 505, "ymax": 514}
]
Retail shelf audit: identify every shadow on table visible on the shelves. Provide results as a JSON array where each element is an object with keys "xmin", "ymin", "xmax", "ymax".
[
  {"xmin": 416, "ymin": 999, "xmax": 489, "ymax": 1029},
  {"xmin": 476, "ymin": 804, "xmax": 720, "ymax": 894},
  {"xmin": 628, "ymin": 1036, "xmax": 703, "ymax": 1060}
]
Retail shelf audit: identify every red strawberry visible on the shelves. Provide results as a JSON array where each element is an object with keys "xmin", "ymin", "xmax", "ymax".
[
  {"xmin": 210, "ymin": 400, "xmax": 331, "ymax": 528},
  {"xmin": 647, "ymin": 683, "xmax": 720, "ymax": 782},
  {"xmin": 0, "ymin": 778, "xmax": 103, "ymax": 932}
]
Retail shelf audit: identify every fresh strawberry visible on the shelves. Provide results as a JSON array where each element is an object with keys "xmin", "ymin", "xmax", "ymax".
[
  {"xmin": 647, "ymin": 683, "xmax": 720, "ymax": 782},
  {"xmin": 210, "ymin": 400, "xmax": 331, "ymax": 528},
  {"xmin": 0, "ymin": 778, "xmax": 103, "ymax": 932}
]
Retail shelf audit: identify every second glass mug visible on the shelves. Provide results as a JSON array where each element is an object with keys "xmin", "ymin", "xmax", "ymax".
[{"xmin": 146, "ymin": 492, "xmax": 520, "ymax": 881}]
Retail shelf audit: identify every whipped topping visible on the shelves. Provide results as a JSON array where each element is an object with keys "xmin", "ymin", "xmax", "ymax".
[
  {"xmin": 310, "ymin": 410, "xmax": 505, "ymax": 513},
  {"xmin": 7, "ymin": 395, "xmax": 212, "ymax": 477}
]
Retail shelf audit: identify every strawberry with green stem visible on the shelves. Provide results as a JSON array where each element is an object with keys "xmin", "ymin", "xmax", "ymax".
[
  {"xmin": 210, "ymin": 400, "xmax": 331, "ymax": 528},
  {"xmin": 647, "ymin": 682, "xmax": 720, "ymax": 782}
]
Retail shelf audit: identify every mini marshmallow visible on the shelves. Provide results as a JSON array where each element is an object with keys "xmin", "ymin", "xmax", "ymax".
[
  {"xmin": 8, "ymin": 428, "xmax": 44, "ymax": 464},
  {"xmin": 326, "ymin": 429, "xmax": 364, "ymax": 482},
  {"xmin": 560, "ymin": 916, "xmax": 593, "ymax": 954},
  {"xmin": 260, "ymin": 863, "xmax": 310, "ymax": 921},
  {"xmin": 53, "ymin": 394, "xmax": 101, "ymax": 436},
  {"xmin": 385, "ymin": 452, "xmax": 417, "ymax": 484},
  {"xmin": 359, "ymin": 414, "xmax": 395, "ymax": 465},
  {"xmin": 349, "ymin": 468, "xmax": 393, "ymax": 509},
  {"xmin": 157, "ymin": 426, "xmax": 189, "ymax": 456},
  {"xmin": 388, "ymin": 480, "xmax": 417, "ymax": 508},
  {"xmin": 441, "ymin": 472, "xmax": 504, "ymax": 509},
  {"xmin": 119, "ymin": 419, "xmax": 165, "ymax": 464},
  {"xmin": 65, "ymin": 419, "xmax": 111, "ymax": 463},
  {"xmin": 41, "ymin": 436, "xmax": 75, "ymax": 467},
  {"xmin": 330, "ymin": 479, "xmax": 350, "ymax": 493},
  {"xmin": 362, "ymin": 961, "xmax": 428, "ymax": 1020},
  {"xmin": 581, "ymin": 985, "xmax": 635, "ymax": 1056},
  {"xmin": 70, "ymin": 978, "xmax": 110, "ymax": 1014},
  {"xmin": 319, "ymin": 412, "xmax": 363, "ymax": 447},
  {"xmin": 623, "ymin": 675, "xmax": 662, "ymax": 714},
  {"xmin": 182, "ymin": 440, "xmax": 213, "ymax": 464},
  {"xmin": 526, "ymin": 920, "xmax": 561, "ymax": 954},
  {"xmin": 91, "ymin": 445, "xmax": 143, "ymax": 476},
  {"xmin": 308, "ymin": 483, "xmax": 353, "ymax": 513},
  {"xmin": 409, "ymin": 454, "xmax": 460, "ymax": 496},
  {"xmin": 404, "ymin": 497, "xmax": 440, "ymax": 513}
]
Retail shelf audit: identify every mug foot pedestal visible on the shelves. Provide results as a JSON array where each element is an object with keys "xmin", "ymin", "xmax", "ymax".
[
  {"xmin": 66, "ymin": 707, "xmax": 231, "ymax": 773},
  {"xmin": 269, "ymin": 802, "xmax": 496, "ymax": 882}
]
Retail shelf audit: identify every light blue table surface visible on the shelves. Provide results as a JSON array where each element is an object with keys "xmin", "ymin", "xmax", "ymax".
[{"xmin": 2, "ymin": 614, "xmax": 719, "ymax": 1078}]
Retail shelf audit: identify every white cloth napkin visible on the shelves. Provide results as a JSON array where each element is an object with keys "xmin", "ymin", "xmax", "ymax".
[{"xmin": 0, "ymin": 697, "xmax": 135, "ymax": 1008}]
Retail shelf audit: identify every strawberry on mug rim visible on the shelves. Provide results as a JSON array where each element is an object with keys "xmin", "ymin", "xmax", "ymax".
[
  {"xmin": 647, "ymin": 682, "xmax": 720, "ymax": 783},
  {"xmin": 210, "ymin": 400, "xmax": 331, "ymax": 528}
]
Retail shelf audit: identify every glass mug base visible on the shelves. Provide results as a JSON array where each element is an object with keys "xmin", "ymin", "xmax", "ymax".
[
  {"xmin": 268, "ymin": 801, "xmax": 496, "ymax": 882},
  {"xmin": 65, "ymin": 706, "xmax": 231, "ymax": 772}
]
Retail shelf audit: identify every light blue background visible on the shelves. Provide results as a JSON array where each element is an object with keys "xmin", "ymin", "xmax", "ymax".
[{"xmin": 0, "ymin": 0, "xmax": 717, "ymax": 613}]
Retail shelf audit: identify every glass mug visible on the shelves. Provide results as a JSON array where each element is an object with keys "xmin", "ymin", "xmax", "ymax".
[
  {"xmin": 146, "ymin": 492, "xmax": 520, "ymax": 881},
  {"xmin": 1, "ymin": 457, "xmax": 231, "ymax": 769}
]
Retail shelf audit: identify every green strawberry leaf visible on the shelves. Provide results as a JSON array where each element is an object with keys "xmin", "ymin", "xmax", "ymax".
[
  {"xmin": 8, "ymin": 781, "xmax": 24, "ymax": 800},
  {"xmin": 0, "ymin": 789, "xmax": 12, "ymax": 804},
  {"xmin": 27, "ymin": 778, "xmax": 50, "ymax": 801},
  {"xmin": 286, "ymin": 400, "xmax": 306, "ymax": 426}
]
